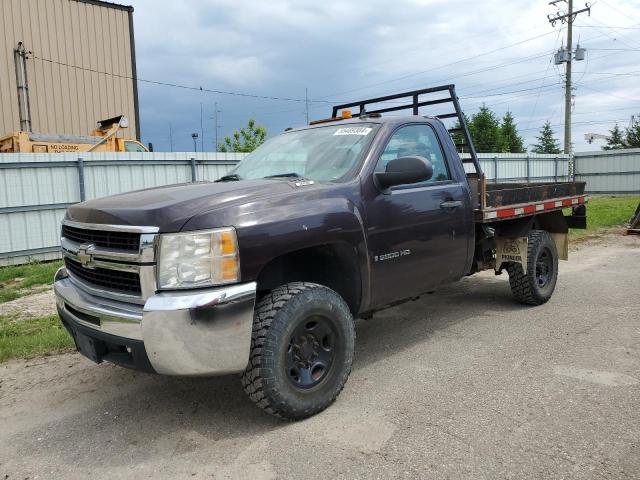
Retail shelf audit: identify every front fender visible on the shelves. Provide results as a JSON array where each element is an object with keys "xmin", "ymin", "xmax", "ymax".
[{"xmin": 181, "ymin": 186, "xmax": 371, "ymax": 310}]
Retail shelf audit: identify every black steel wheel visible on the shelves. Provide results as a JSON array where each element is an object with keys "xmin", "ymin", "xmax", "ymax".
[
  {"xmin": 286, "ymin": 315, "xmax": 337, "ymax": 389},
  {"xmin": 507, "ymin": 230, "xmax": 559, "ymax": 305},
  {"xmin": 535, "ymin": 246, "xmax": 554, "ymax": 289},
  {"xmin": 242, "ymin": 282, "xmax": 355, "ymax": 420}
]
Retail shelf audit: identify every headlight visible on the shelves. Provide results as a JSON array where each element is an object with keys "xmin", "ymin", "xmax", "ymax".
[{"xmin": 158, "ymin": 227, "xmax": 240, "ymax": 289}]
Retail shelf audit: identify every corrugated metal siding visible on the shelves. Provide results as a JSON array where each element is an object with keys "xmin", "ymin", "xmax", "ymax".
[
  {"xmin": 463, "ymin": 153, "xmax": 570, "ymax": 182},
  {"xmin": 5, "ymin": 150, "xmax": 636, "ymax": 265},
  {"xmin": 0, "ymin": 152, "xmax": 243, "ymax": 265},
  {"xmin": 0, "ymin": 0, "xmax": 137, "ymax": 138},
  {"xmin": 574, "ymin": 149, "xmax": 640, "ymax": 194}
]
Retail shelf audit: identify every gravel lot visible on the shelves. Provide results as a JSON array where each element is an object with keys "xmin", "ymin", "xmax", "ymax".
[
  {"xmin": 1, "ymin": 233, "xmax": 639, "ymax": 480},
  {"xmin": 0, "ymin": 289, "xmax": 55, "ymax": 318}
]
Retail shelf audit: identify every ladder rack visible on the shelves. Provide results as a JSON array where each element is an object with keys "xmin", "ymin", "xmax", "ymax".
[{"xmin": 331, "ymin": 84, "xmax": 483, "ymax": 175}]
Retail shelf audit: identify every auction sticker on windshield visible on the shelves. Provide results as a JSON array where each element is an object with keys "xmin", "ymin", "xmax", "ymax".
[{"xmin": 334, "ymin": 127, "xmax": 372, "ymax": 136}]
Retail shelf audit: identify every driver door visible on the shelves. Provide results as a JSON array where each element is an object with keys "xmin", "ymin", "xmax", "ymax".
[{"xmin": 363, "ymin": 123, "xmax": 470, "ymax": 308}]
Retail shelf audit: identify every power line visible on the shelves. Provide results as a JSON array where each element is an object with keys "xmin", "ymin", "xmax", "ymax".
[
  {"xmin": 461, "ymin": 83, "xmax": 563, "ymax": 100},
  {"xmin": 572, "ymin": 70, "xmax": 640, "ymax": 77},
  {"xmin": 269, "ymin": 23, "xmax": 637, "ymax": 118},
  {"xmin": 577, "ymin": 15, "xmax": 640, "ymax": 49},
  {"xmin": 519, "ymin": 118, "xmax": 629, "ymax": 133},
  {"xmin": 600, "ymin": 0, "xmax": 640, "ymax": 22},
  {"xmin": 574, "ymin": 25, "xmax": 640, "ymax": 30},
  {"xmin": 30, "ymin": 55, "xmax": 333, "ymax": 105},
  {"xmin": 465, "ymin": 75, "xmax": 560, "ymax": 96},
  {"xmin": 314, "ymin": 30, "xmax": 560, "ymax": 101},
  {"xmin": 588, "ymin": 47, "xmax": 640, "ymax": 51},
  {"xmin": 48, "ymin": 20, "xmax": 629, "ymax": 143},
  {"xmin": 250, "ymin": 47, "xmax": 557, "ymax": 118},
  {"xmin": 527, "ymin": 28, "xmax": 564, "ymax": 130},
  {"xmin": 258, "ymin": 26, "xmax": 629, "ymax": 122},
  {"xmin": 254, "ymin": 27, "xmax": 561, "ymax": 113},
  {"xmin": 574, "ymin": 82, "xmax": 640, "ymax": 102}
]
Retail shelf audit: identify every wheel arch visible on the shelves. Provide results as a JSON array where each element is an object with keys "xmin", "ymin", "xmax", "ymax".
[{"xmin": 255, "ymin": 242, "xmax": 363, "ymax": 315}]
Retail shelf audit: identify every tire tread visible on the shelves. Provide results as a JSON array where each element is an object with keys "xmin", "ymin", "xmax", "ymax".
[
  {"xmin": 506, "ymin": 230, "xmax": 557, "ymax": 305},
  {"xmin": 241, "ymin": 282, "xmax": 354, "ymax": 420}
]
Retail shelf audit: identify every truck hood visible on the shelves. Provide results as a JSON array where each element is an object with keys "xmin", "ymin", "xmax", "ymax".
[{"xmin": 66, "ymin": 180, "xmax": 300, "ymax": 232}]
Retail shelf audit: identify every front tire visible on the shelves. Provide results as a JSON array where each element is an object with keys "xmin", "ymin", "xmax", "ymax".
[
  {"xmin": 506, "ymin": 230, "xmax": 558, "ymax": 305},
  {"xmin": 241, "ymin": 282, "xmax": 355, "ymax": 420}
]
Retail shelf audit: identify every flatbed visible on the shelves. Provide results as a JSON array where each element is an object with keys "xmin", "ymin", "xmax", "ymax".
[{"xmin": 477, "ymin": 181, "xmax": 586, "ymax": 222}]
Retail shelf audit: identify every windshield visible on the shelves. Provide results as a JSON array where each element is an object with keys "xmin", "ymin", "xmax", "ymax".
[{"xmin": 230, "ymin": 123, "xmax": 379, "ymax": 182}]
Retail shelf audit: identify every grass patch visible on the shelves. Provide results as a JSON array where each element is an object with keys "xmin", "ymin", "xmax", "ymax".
[
  {"xmin": 0, "ymin": 314, "xmax": 73, "ymax": 362},
  {"xmin": 571, "ymin": 196, "xmax": 640, "ymax": 237},
  {"xmin": 0, "ymin": 260, "xmax": 63, "ymax": 303}
]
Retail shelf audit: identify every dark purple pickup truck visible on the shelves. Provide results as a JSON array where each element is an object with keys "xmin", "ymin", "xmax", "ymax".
[{"xmin": 54, "ymin": 85, "xmax": 586, "ymax": 419}]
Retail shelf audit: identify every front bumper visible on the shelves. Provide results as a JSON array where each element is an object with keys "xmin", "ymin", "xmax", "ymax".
[{"xmin": 54, "ymin": 267, "xmax": 257, "ymax": 376}]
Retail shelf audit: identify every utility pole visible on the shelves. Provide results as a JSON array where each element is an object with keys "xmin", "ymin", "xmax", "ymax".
[
  {"xmin": 305, "ymin": 88, "xmax": 309, "ymax": 124},
  {"xmin": 213, "ymin": 102, "xmax": 222, "ymax": 151},
  {"xmin": 200, "ymin": 103, "xmax": 205, "ymax": 151},
  {"xmin": 169, "ymin": 122, "xmax": 174, "ymax": 152},
  {"xmin": 13, "ymin": 42, "xmax": 33, "ymax": 132},
  {"xmin": 564, "ymin": 0, "xmax": 573, "ymax": 155},
  {"xmin": 548, "ymin": 0, "xmax": 591, "ymax": 155},
  {"xmin": 191, "ymin": 132, "xmax": 198, "ymax": 152}
]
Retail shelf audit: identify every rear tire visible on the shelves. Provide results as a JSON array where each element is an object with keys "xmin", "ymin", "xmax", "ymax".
[
  {"xmin": 506, "ymin": 230, "xmax": 558, "ymax": 305},
  {"xmin": 241, "ymin": 282, "xmax": 355, "ymax": 420}
]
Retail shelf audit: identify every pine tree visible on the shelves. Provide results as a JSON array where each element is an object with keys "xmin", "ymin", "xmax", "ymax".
[
  {"xmin": 450, "ymin": 114, "xmax": 471, "ymax": 152},
  {"xmin": 531, "ymin": 121, "xmax": 561, "ymax": 154},
  {"xmin": 469, "ymin": 105, "xmax": 502, "ymax": 153},
  {"xmin": 603, "ymin": 124, "xmax": 626, "ymax": 150},
  {"xmin": 499, "ymin": 112, "xmax": 525, "ymax": 153},
  {"xmin": 625, "ymin": 120, "xmax": 640, "ymax": 148}
]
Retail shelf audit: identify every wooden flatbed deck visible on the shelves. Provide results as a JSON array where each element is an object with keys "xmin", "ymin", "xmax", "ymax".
[{"xmin": 473, "ymin": 180, "xmax": 587, "ymax": 223}]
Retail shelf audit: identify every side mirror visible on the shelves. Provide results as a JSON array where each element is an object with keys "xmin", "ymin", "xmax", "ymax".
[{"xmin": 374, "ymin": 156, "xmax": 433, "ymax": 190}]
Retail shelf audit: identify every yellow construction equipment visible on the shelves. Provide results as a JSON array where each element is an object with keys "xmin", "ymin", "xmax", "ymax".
[
  {"xmin": 0, "ymin": 115, "xmax": 147, "ymax": 153},
  {"xmin": 627, "ymin": 203, "xmax": 640, "ymax": 235}
]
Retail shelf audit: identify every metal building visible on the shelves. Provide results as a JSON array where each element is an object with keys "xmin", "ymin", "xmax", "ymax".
[{"xmin": 0, "ymin": 0, "xmax": 140, "ymax": 139}]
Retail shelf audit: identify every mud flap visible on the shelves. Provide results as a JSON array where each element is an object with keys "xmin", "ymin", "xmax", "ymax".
[
  {"xmin": 550, "ymin": 233, "xmax": 568, "ymax": 261},
  {"xmin": 495, "ymin": 236, "xmax": 528, "ymax": 272}
]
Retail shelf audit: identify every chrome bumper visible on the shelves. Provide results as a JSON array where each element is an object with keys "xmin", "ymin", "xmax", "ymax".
[{"xmin": 54, "ymin": 267, "xmax": 257, "ymax": 376}]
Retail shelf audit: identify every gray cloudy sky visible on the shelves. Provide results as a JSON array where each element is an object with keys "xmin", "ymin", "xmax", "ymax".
[{"xmin": 127, "ymin": 0, "xmax": 640, "ymax": 152}]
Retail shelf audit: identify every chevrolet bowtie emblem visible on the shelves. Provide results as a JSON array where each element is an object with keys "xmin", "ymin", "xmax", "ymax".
[{"xmin": 77, "ymin": 243, "xmax": 96, "ymax": 268}]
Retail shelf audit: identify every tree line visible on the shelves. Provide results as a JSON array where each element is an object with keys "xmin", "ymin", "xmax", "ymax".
[
  {"xmin": 602, "ymin": 122, "xmax": 640, "ymax": 150},
  {"xmin": 218, "ymin": 106, "xmax": 571, "ymax": 154},
  {"xmin": 452, "ymin": 105, "xmax": 561, "ymax": 154},
  {"xmin": 215, "ymin": 104, "xmax": 640, "ymax": 154}
]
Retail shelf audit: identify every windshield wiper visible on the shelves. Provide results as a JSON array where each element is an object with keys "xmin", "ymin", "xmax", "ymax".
[
  {"xmin": 263, "ymin": 172, "xmax": 304, "ymax": 179},
  {"xmin": 215, "ymin": 173, "xmax": 242, "ymax": 182}
]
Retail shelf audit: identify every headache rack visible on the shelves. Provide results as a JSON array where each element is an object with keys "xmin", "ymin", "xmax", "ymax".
[{"xmin": 331, "ymin": 84, "xmax": 483, "ymax": 176}]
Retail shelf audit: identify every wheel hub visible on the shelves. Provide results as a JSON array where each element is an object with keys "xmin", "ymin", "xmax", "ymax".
[
  {"xmin": 536, "ymin": 247, "xmax": 553, "ymax": 288},
  {"xmin": 286, "ymin": 316, "xmax": 337, "ymax": 389},
  {"xmin": 292, "ymin": 334, "xmax": 319, "ymax": 367}
]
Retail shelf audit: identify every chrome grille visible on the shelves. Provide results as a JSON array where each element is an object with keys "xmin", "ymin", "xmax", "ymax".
[
  {"xmin": 60, "ymin": 220, "xmax": 159, "ymax": 303},
  {"xmin": 62, "ymin": 224, "xmax": 140, "ymax": 251},
  {"xmin": 65, "ymin": 258, "xmax": 142, "ymax": 295}
]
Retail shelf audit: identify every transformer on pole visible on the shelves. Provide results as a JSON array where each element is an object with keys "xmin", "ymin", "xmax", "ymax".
[{"xmin": 547, "ymin": 1, "xmax": 592, "ymax": 156}]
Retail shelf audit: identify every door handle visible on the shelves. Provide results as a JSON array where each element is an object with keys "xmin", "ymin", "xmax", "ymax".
[{"xmin": 440, "ymin": 200, "xmax": 462, "ymax": 209}]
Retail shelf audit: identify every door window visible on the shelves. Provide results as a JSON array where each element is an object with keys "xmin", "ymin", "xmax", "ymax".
[
  {"xmin": 375, "ymin": 124, "xmax": 451, "ymax": 183},
  {"xmin": 124, "ymin": 141, "xmax": 147, "ymax": 152}
]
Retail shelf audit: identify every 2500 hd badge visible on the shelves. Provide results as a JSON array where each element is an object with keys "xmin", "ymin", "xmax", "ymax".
[{"xmin": 375, "ymin": 249, "xmax": 411, "ymax": 262}]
